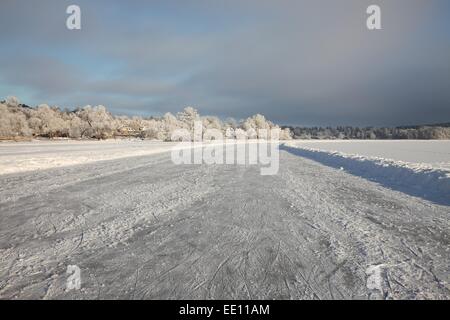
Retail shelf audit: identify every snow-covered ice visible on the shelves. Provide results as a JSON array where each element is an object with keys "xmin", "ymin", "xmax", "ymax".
[
  {"xmin": 286, "ymin": 140, "xmax": 450, "ymax": 170},
  {"xmin": 0, "ymin": 140, "xmax": 178, "ymax": 175},
  {"xmin": 284, "ymin": 140, "xmax": 450, "ymax": 206},
  {"xmin": 0, "ymin": 141, "xmax": 449, "ymax": 299}
]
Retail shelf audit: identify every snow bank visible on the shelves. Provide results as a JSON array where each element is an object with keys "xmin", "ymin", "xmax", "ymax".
[
  {"xmin": 285, "ymin": 140, "xmax": 450, "ymax": 170},
  {"xmin": 283, "ymin": 142, "xmax": 450, "ymax": 206}
]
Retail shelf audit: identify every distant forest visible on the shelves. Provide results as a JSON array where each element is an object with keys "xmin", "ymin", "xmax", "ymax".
[
  {"xmin": 284, "ymin": 123, "xmax": 450, "ymax": 140},
  {"xmin": 1, "ymin": 96, "xmax": 449, "ymax": 140}
]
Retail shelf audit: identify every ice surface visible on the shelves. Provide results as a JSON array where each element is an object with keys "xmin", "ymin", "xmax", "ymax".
[
  {"xmin": 283, "ymin": 141, "xmax": 450, "ymax": 206},
  {"xmin": 0, "ymin": 140, "xmax": 178, "ymax": 175},
  {"xmin": 0, "ymin": 142, "xmax": 449, "ymax": 299}
]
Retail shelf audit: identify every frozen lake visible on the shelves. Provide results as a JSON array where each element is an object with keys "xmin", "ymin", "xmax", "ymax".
[
  {"xmin": 1, "ymin": 142, "xmax": 449, "ymax": 299},
  {"xmin": 289, "ymin": 140, "xmax": 450, "ymax": 169},
  {"xmin": 0, "ymin": 140, "xmax": 178, "ymax": 175}
]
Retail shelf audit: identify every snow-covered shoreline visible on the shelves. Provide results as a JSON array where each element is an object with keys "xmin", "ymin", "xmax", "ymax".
[
  {"xmin": 0, "ymin": 140, "xmax": 178, "ymax": 175},
  {"xmin": 283, "ymin": 142, "xmax": 450, "ymax": 206}
]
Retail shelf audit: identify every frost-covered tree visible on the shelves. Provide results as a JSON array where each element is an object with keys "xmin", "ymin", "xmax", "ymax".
[
  {"xmin": 202, "ymin": 116, "xmax": 223, "ymax": 132},
  {"xmin": 76, "ymin": 105, "xmax": 116, "ymax": 139},
  {"xmin": 0, "ymin": 102, "xmax": 31, "ymax": 137},
  {"xmin": 225, "ymin": 127, "xmax": 235, "ymax": 139},
  {"xmin": 235, "ymin": 128, "xmax": 248, "ymax": 140},
  {"xmin": 177, "ymin": 107, "xmax": 199, "ymax": 130},
  {"xmin": 279, "ymin": 128, "xmax": 293, "ymax": 140},
  {"xmin": 6, "ymin": 96, "xmax": 20, "ymax": 108},
  {"xmin": 31, "ymin": 104, "xmax": 69, "ymax": 138},
  {"xmin": 162, "ymin": 112, "xmax": 181, "ymax": 141},
  {"xmin": 242, "ymin": 114, "xmax": 272, "ymax": 132},
  {"xmin": 68, "ymin": 115, "xmax": 84, "ymax": 139}
]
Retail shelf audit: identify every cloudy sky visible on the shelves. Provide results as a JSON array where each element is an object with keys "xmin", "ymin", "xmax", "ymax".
[{"xmin": 1, "ymin": 0, "xmax": 449, "ymax": 126}]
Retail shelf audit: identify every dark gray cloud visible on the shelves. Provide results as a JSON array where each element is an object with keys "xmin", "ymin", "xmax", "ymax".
[{"xmin": 1, "ymin": 0, "xmax": 449, "ymax": 126}]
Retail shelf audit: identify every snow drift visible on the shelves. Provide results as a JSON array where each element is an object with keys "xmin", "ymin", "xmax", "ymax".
[{"xmin": 282, "ymin": 142, "xmax": 450, "ymax": 206}]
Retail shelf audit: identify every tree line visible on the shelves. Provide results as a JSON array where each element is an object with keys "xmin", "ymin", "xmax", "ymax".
[
  {"xmin": 2, "ymin": 96, "xmax": 448, "ymax": 141},
  {"xmin": 285, "ymin": 124, "xmax": 450, "ymax": 140},
  {"xmin": 0, "ymin": 96, "xmax": 292, "ymax": 141}
]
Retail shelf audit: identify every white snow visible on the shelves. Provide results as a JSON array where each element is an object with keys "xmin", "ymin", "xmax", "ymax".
[
  {"xmin": 0, "ymin": 139, "xmax": 259, "ymax": 175},
  {"xmin": 1, "ymin": 139, "xmax": 449, "ymax": 205},
  {"xmin": 0, "ymin": 140, "xmax": 179, "ymax": 175},
  {"xmin": 286, "ymin": 140, "xmax": 450, "ymax": 170},
  {"xmin": 284, "ymin": 140, "xmax": 450, "ymax": 205},
  {"xmin": 1, "ymin": 141, "xmax": 449, "ymax": 299}
]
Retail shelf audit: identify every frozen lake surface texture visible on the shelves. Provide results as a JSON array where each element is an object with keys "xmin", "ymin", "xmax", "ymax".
[{"xmin": 0, "ymin": 140, "xmax": 449, "ymax": 299}]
